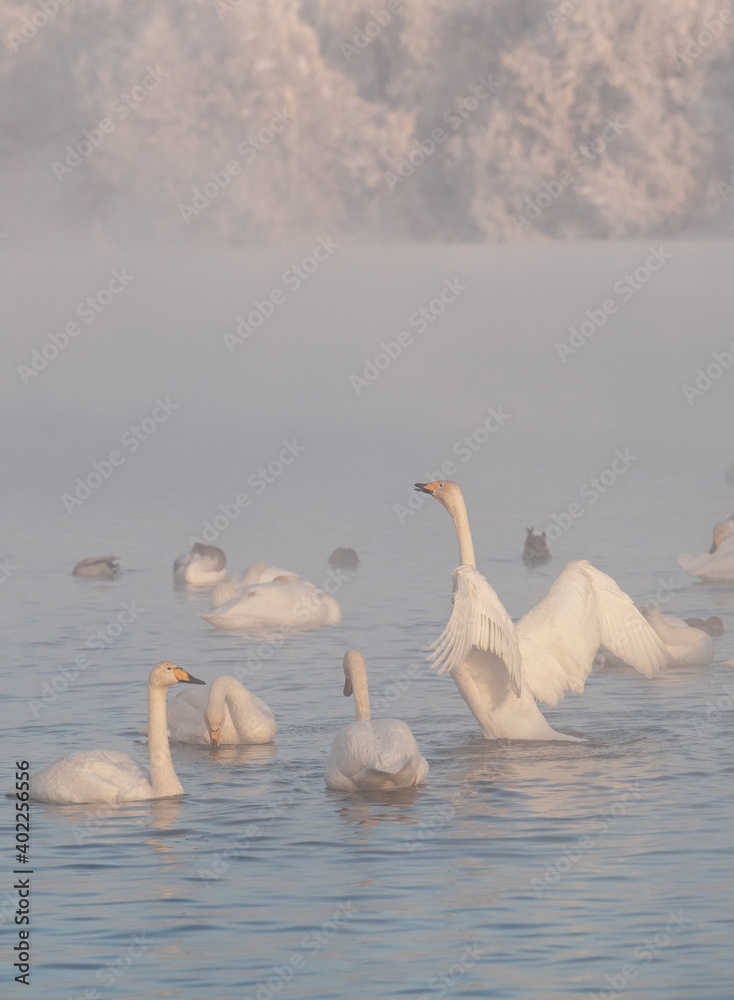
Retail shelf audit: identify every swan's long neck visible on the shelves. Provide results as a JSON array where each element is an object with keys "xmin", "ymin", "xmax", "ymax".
[
  {"xmin": 147, "ymin": 683, "xmax": 183, "ymax": 797},
  {"xmin": 347, "ymin": 655, "xmax": 371, "ymax": 721},
  {"xmin": 447, "ymin": 495, "xmax": 476, "ymax": 568}
]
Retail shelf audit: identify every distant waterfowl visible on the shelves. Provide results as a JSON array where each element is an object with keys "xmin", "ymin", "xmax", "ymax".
[
  {"xmin": 677, "ymin": 517, "xmax": 734, "ymax": 582},
  {"xmin": 167, "ymin": 674, "xmax": 276, "ymax": 746},
  {"xmin": 684, "ymin": 615, "xmax": 724, "ymax": 636},
  {"xmin": 522, "ymin": 528, "xmax": 551, "ymax": 567},
  {"xmin": 416, "ymin": 481, "xmax": 670, "ymax": 741},
  {"xmin": 30, "ymin": 662, "xmax": 205, "ymax": 804},
  {"xmin": 202, "ymin": 576, "xmax": 340, "ymax": 631},
  {"xmin": 173, "ymin": 543, "xmax": 227, "ymax": 585},
  {"xmin": 328, "ymin": 548, "xmax": 359, "ymax": 569},
  {"xmin": 641, "ymin": 607, "xmax": 716, "ymax": 666},
  {"xmin": 72, "ymin": 556, "xmax": 119, "ymax": 579},
  {"xmin": 325, "ymin": 650, "xmax": 429, "ymax": 791}
]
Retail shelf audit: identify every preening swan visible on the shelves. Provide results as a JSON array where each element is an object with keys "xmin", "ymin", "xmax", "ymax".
[
  {"xmin": 325, "ymin": 650, "xmax": 429, "ymax": 791},
  {"xmin": 202, "ymin": 576, "xmax": 340, "ymax": 631},
  {"xmin": 677, "ymin": 518, "xmax": 734, "ymax": 582},
  {"xmin": 416, "ymin": 481, "xmax": 670, "ymax": 741},
  {"xmin": 210, "ymin": 563, "xmax": 299, "ymax": 607},
  {"xmin": 238, "ymin": 561, "xmax": 298, "ymax": 586},
  {"xmin": 640, "ymin": 607, "xmax": 716, "ymax": 667},
  {"xmin": 30, "ymin": 662, "xmax": 205, "ymax": 803},
  {"xmin": 72, "ymin": 556, "xmax": 119, "ymax": 579},
  {"xmin": 167, "ymin": 674, "xmax": 277, "ymax": 746},
  {"xmin": 173, "ymin": 543, "xmax": 227, "ymax": 585},
  {"xmin": 522, "ymin": 528, "xmax": 551, "ymax": 567}
]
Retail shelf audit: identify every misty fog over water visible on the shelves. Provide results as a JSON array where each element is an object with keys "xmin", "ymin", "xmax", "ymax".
[{"xmin": 3, "ymin": 3, "xmax": 734, "ymax": 999}]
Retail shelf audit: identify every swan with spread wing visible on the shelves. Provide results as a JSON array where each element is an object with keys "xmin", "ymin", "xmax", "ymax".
[{"xmin": 415, "ymin": 480, "xmax": 670, "ymax": 740}]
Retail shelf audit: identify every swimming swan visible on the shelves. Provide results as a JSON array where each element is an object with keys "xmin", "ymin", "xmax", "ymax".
[
  {"xmin": 641, "ymin": 607, "xmax": 716, "ymax": 666},
  {"xmin": 30, "ymin": 662, "xmax": 205, "ymax": 803},
  {"xmin": 677, "ymin": 518, "xmax": 734, "ymax": 582},
  {"xmin": 325, "ymin": 650, "xmax": 429, "ymax": 791},
  {"xmin": 202, "ymin": 577, "xmax": 340, "ymax": 631},
  {"xmin": 416, "ymin": 481, "xmax": 670, "ymax": 741},
  {"xmin": 167, "ymin": 674, "xmax": 277, "ymax": 746},
  {"xmin": 72, "ymin": 556, "xmax": 119, "ymax": 579},
  {"xmin": 173, "ymin": 543, "xmax": 227, "ymax": 585}
]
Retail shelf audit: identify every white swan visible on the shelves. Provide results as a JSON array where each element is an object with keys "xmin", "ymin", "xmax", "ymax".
[
  {"xmin": 325, "ymin": 650, "xmax": 429, "ymax": 791},
  {"xmin": 677, "ymin": 518, "xmax": 734, "ymax": 582},
  {"xmin": 210, "ymin": 563, "xmax": 299, "ymax": 608},
  {"xmin": 640, "ymin": 607, "xmax": 716, "ymax": 666},
  {"xmin": 167, "ymin": 674, "xmax": 277, "ymax": 746},
  {"xmin": 239, "ymin": 561, "xmax": 298, "ymax": 585},
  {"xmin": 30, "ymin": 662, "xmax": 205, "ymax": 803},
  {"xmin": 72, "ymin": 556, "xmax": 119, "ymax": 579},
  {"xmin": 202, "ymin": 576, "xmax": 340, "ymax": 631},
  {"xmin": 173, "ymin": 543, "xmax": 227, "ymax": 585},
  {"xmin": 416, "ymin": 481, "xmax": 670, "ymax": 741}
]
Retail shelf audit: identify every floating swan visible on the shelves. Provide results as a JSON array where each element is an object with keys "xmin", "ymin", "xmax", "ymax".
[
  {"xmin": 416, "ymin": 481, "xmax": 670, "ymax": 741},
  {"xmin": 210, "ymin": 563, "xmax": 299, "ymax": 608},
  {"xmin": 640, "ymin": 607, "xmax": 716, "ymax": 666},
  {"xmin": 677, "ymin": 518, "xmax": 734, "ymax": 582},
  {"xmin": 522, "ymin": 528, "xmax": 551, "ymax": 567},
  {"xmin": 173, "ymin": 543, "xmax": 227, "ymax": 585},
  {"xmin": 72, "ymin": 556, "xmax": 119, "ymax": 579},
  {"xmin": 202, "ymin": 576, "xmax": 340, "ymax": 631},
  {"xmin": 325, "ymin": 650, "xmax": 429, "ymax": 791},
  {"xmin": 167, "ymin": 674, "xmax": 276, "ymax": 746},
  {"xmin": 30, "ymin": 662, "xmax": 205, "ymax": 803}
]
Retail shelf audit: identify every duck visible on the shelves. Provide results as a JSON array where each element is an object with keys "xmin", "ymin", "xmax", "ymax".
[
  {"xmin": 30, "ymin": 662, "xmax": 205, "ymax": 803},
  {"xmin": 167, "ymin": 674, "xmax": 276, "ymax": 746},
  {"xmin": 415, "ymin": 480, "xmax": 670, "ymax": 740},
  {"xmin": 173, "ymin": 543, "xmax": 227, "ymax": 585},
  {"xmin": 328, "ymin": 548, "xmax": 359, "ymax": 569},
  {"xmin": 325, "ymin": 650, "xmax": 429, "ymax": 791},
  {"xmin": 677, "ymin": 518, "xmax": 734, "ymax": 582},
  {"xmin": 202, "ymin": 576, "xmax": 340, "ymax": 631},
  {"xmin": 522, "ymin": 528, "xmax": 551, "ymax": 567},
  {"xmin": 72, "ymin": 556, "xmax": 119, "ymax": 579}
]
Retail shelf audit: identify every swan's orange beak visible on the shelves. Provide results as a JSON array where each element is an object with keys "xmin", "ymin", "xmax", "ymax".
[
  {"xmin": 173, "ymin": 667, "xmax": 206, "ymax": 685},
  {"xmin": 208, "ymin": 727, "xmax": 221, "ymax": 748},
  {"xmin": 415, "ymin": 482, "xmax": 439, "ymax": 495}
]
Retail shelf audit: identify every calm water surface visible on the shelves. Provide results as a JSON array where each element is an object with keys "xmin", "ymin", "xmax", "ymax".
[{"xmin": 4, "ymin": 464, "xmax": 734, "ymax": 1000}]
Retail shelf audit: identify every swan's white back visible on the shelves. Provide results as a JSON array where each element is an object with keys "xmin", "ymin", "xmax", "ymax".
[
  {"xmin": 325, "ymin": 650, "xmax": 428, "ymax": 791},
  {"xmin": 325, "ymin": 718, "xmax": 429, "ymax": 791},
  {"xmin": 202, "ymin": 578, "xmax": 340, "ymax": 630}
]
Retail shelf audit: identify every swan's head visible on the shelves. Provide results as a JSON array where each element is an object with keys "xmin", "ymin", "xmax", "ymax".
[
  {"xmin": 342, "ymin": 649, "xmax": 366, "ymax": 697},
  {"xmin": 150, "ymin": 660, "xmax": 206, "ymax": 689},
  {"xmin": 415, "ymin": 480, "xmax": 465, "ymax": 516},
  {"xmin": 709, "ymin": 518, "xmax": 734, "ymax": 553},
  {"xmin": 203, "ymin": 675, "xmax": 236, "ymax": 748}
]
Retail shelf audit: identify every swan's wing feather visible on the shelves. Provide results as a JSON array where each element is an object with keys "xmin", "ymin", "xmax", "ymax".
[
  {"xmin": 517, "ymin": 560, "xmax": 670, "ymax": 706},
  {"xmin": 428, "ymin": 566, "xmax": 522, "ymax": 695}
]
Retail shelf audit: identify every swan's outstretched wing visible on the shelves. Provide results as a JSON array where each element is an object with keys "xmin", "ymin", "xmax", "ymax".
[
  {"xmin": 428, "ymin": 566, "xmax": 522, "ymax": 695},
  {"xmin": 516, "ymin": 560, "xmax": 670, "ymax": 706}
]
